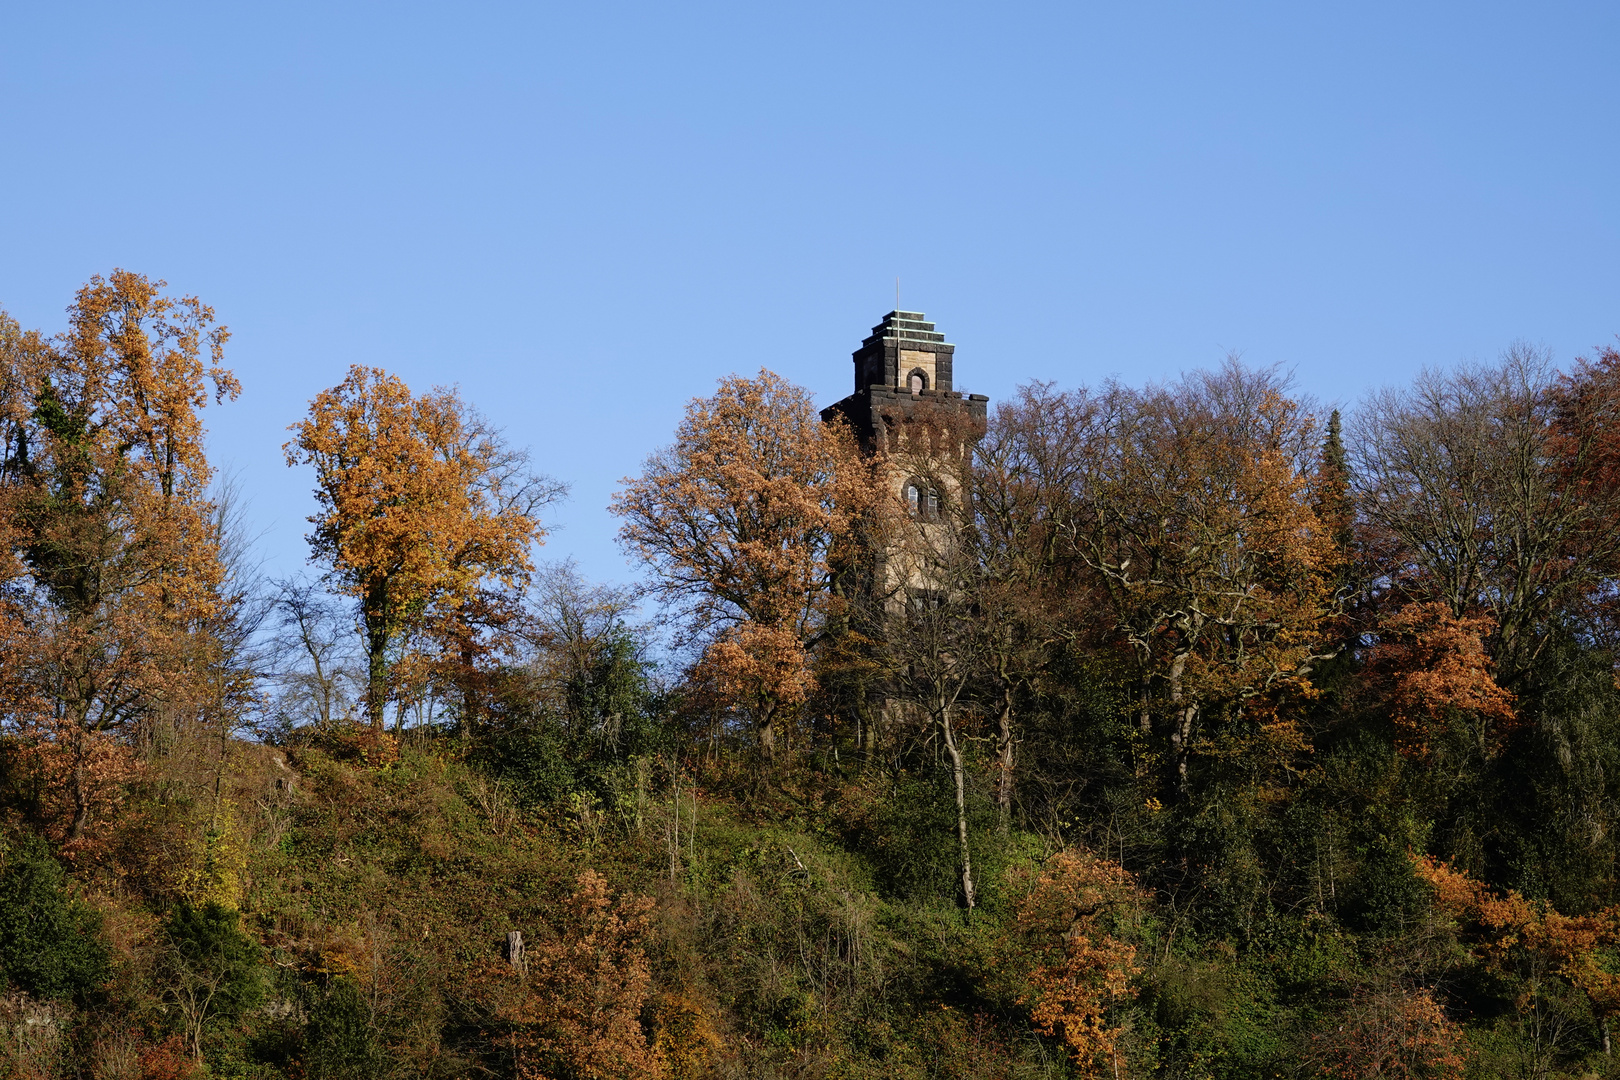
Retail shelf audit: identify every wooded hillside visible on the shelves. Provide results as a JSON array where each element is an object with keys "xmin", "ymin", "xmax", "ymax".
[{"xmin": 4, "ymin": 275, "xmax": 1620, "ymax": 1079}]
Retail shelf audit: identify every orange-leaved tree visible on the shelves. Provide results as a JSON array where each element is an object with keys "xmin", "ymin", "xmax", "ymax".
[
  {"xmin": 412, "ymin": 407, "xmax": 565, "ymax": 728},
  {"xmin": 612, "ymin": 369, "xmax": 883, "ymax": 759},
  {"xmin": 0, "ymin": 272, "xmax": 239, "ymax": 839},
  {"xmin": 1366, "ymin": 602, "xmax": 1517, "ymax": 761},
  {"xmin": 1010, "ymin": 847, "xmax": 1143, "ymax": 1076},
  {"xmin": 1415, "ymin": 854, "xmax": 1620, "ymax": 1052},
  {"xmin": 286, "ymin": 366, "xmax": 556, "ymax": 734},
  {"xmin": 1309, "ymin": 985, "xmax": 1470, "ymax": 1080}
]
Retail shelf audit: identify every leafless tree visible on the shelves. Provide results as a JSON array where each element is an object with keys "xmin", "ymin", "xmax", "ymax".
[
  {"xmin": 962, "ymin": 383, "xmax": 1100, "ymax": 828},
  {"xmin": 204, "ymin": 471, "xmax": 275, "ymax": 737},
  {"xmin": 264, "ymin": 579, "xmax": 361, "ymax": 734},
  {"xmin": 878, "ymin": 529, "xmax": 983, "ymax": 910},
  {"xmin": 1351, "ymin": 344, "xmax": 1620, "ymax": 685},
  {"xmin": 518, "ymin": 559, "xmax": 653, "ymax": 744},
  {"xmin": 873, "ymin": 410, "xmax": 990, "ymax": 908}
]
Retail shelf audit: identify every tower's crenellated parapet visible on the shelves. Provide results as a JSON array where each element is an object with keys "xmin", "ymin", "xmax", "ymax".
[{"xmin": 820, "ymin": 311, "xmax": 989, "ymax": 453}]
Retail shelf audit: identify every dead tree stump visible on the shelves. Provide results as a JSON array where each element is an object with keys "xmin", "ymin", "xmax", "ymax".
[{"xmin": 505, "ymin": 931, "xmax": 526, "ymax": 975}]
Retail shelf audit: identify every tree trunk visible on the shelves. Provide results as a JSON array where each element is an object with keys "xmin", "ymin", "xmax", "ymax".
[
  {"xmin": 940, "ymin": 705, "xmax": 976, "ymax": 910},
  {"xmin": 365, "ymin": 610, "xmax": 389, "ymax": 735},
  {"xmin": 460, "ymin": 638, "xmax": 478, "ymax": 730},
  {"xmin": 505, "ymin": 931, "xmax": 527, "ymax": 975},
  {"xmin": 1170, "ymin": 704, "xmax": 1197, "ymax": 796},
  {"xmin": 757, "ymin": 707, "xmax": 776, "ymax": 761},
  {"xmin": 995, "ymin": 687, "xmax": 1015, "ymax": 833},
  {"xmin": 69, "ymin": 753, "xmax": 90, "ymax": 840},
  {"xmin": 1167, "ymin": 651, "xmax": 1193, "ymax": 797}
]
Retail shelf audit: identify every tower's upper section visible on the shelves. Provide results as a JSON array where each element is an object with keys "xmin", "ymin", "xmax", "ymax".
[
  {"xmin": 821, "ymin": 310, "xmax": 988, "ymax": 454},
  {"xmin": 852, "ymin": 311, "xmax": 955, "ymax": 394}
]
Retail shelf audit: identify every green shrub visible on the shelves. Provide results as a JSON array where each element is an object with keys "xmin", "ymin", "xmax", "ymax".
[
  {"xmin": 303, "ymin": 977, "xmax": 380, "ymax": 1080},
  {"xmin": 1346, "ymin": 835, "xmax": 1431, "ymax": 935},
  {"xmin": 478, "ymin": 725, "xmax": 577, "ymax": 807},
  {"xmin": 163, "ymin": 900, "xmax": 266, "ymax": 1025},
  {"xmin": 0, "ymin": 832, "xmax": 108, "ymax": 1001}
]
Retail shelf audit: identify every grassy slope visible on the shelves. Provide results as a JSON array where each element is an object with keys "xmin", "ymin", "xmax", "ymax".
[{"xmin": 216, "ymin": 740, "xmax": 1069, "ymax": 1079}]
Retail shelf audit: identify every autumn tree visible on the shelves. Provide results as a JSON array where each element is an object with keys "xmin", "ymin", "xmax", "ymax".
[
  {"xmin": 1365, "ymin": 602, "xmax": 1517, "ymax": 762},
  {"xmin": 416, "ymin": 408, "xmax": 566, "ymax": 728},
  {"xmin": 1417, "ymin": 854, "xmax": 1620, "ymax": 1062},
  {"xmin": 1063, "ymin": 361, "xmax": 1341, "ymax": 796},
  {"xmin": 1309, "ymin": 985, "xmax": 1470, "ymax": 1080},
  {"xmin": 286, "ymin": 366, "xmax": 557, "ymax": 734},
  {"xmin": 0, "ymin": 309, "xmax": 50, "ymax": 730},
  {"xmin": 613, "ymin": 369, "xmax": 883, "ymax": 759},
  {"xmin": 0, "ymin": 272, "xmax": 239, "ymax": 838},
  {"xmin": 1548, "ymin": 342, "xmax": 1620, "ymax": 647}
]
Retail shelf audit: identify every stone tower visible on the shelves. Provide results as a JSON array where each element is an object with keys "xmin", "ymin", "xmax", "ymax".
[{"xmin": 821, "ymin": 311, "xmax": 989, "ymax": 796}]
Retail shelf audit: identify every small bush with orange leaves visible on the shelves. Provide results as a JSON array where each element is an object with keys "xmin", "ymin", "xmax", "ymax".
[
  {"xmin": 650, "ymin": 991, "xmax": 723, "ymax": 1080},
  {"xmin": 138, "ymin": 1034, "xmax": 203, "ymax": 1080},
  {"xmin": 1310, "ymin": 984, "xmax": 1469, "ymax": 1080},
  {"xmin": 484, "ymin": 869, "xmax": 665, "ymax": 1080},
  {"xmin": 1008, "ymin": 848, "xmax": 1143, "ymax": 1076}
]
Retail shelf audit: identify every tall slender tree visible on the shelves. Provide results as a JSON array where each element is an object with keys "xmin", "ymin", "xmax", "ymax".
[
  {"xmin": 286, "ymin": 366, "xmax": 555, "ymax": 734},
  {"xmin": 958, "ymin": 384, "xmax": 1099, "ymax": 827}
]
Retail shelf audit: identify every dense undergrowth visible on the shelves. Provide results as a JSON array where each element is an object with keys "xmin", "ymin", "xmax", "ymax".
[{"xmin": 4, "ymin": 691, "xmax": 1620, "ymax": 1080}]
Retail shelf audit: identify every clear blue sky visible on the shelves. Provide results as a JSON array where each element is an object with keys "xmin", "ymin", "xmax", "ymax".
[{"xmin": 4, "ymin": 2, "xmax": 1617, "ymax": 587}]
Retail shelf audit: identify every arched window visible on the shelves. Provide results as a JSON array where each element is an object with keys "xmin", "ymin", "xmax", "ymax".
[
  {"xmin": 905, "ymin": 479, "xmax": 941, "ymax": 520},
  {"xmin": 907, "ymin": 368, "xmax": 927, "ymax": 394}
]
